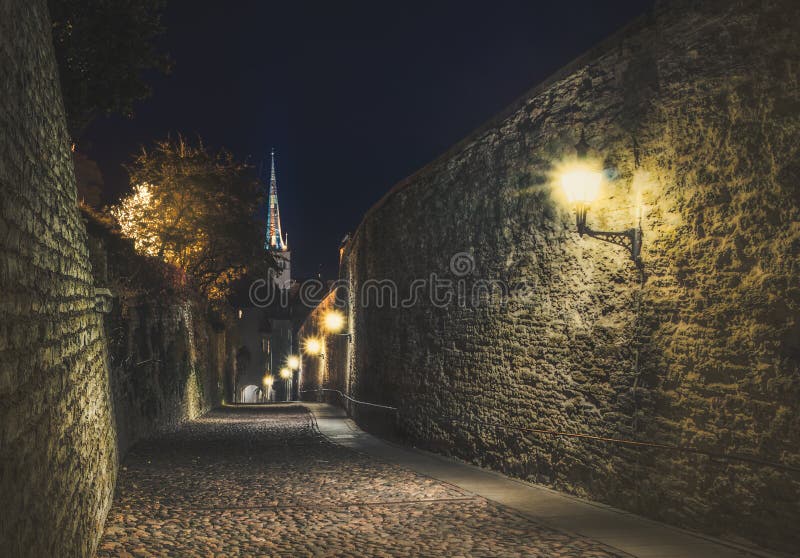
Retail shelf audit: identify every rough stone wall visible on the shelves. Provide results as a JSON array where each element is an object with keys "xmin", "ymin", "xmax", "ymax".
[
  {"xmin": 314, "ymin": 0, "xmax": 800, "ymax": 550},
  {"xmin": 0, "ymin": 1, "xmax": 117, "ymax": 555},
  {"xmin": 84, "ymin": 218, "xmax": 226, "ymax": 456},
  {"xmin": 0, "ymin": 3, "xmax": 231, "ymax": 554}
]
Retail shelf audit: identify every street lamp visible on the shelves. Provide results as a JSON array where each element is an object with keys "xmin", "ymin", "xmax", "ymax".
[
  {"xmin": 279, "ymin": 367, "xmax": 292, "ymax": 402},
  {"xmin": 286, "ymin": 354, "xmax": 301, "ymax": 402},
  {"xmin": 558, "ymin": 161, "xmax": 642, "ymax": 265},
  {"xmin": 301, "ymin": 336, "xmax": 325, "ymax": 403},
  {"xmin": 323, "ymin": 309, "xmax": 351, "ymax": 341},
  {"xmin": 323, "ymin": 310, "xmax": 345, "ymax": 332},
  {"xmin": 262, "ymin": 375, "xmax": 274, "ymax": 403},
  {"xmin": 303, "ymin": 337, "xmax": 323, "ymax": 356}
]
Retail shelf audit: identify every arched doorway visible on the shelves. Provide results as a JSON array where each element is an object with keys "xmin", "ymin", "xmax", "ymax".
[{"xmin": 241, "ymin": 384, "xmax": 260, "ymax": 404}]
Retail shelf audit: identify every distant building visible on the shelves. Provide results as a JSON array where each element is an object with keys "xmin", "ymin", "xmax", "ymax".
[{"xmin": 235, "ymin": 149, "xmax": 295, "ymax": 403}]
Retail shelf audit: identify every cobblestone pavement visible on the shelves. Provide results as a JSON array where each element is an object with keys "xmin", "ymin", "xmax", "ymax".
[{"xmin": 97, "ymin": 406, "xmax": 624, "ymax": 557}]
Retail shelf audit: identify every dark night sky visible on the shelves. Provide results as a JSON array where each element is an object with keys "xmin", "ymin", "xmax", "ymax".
[{"xmin": 82, "ymin": 0, "xmax": 656, "ymax": 280}]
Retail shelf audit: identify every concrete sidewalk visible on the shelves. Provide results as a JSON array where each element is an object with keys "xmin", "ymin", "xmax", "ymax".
[{"xmin": 303, "ymin": 403, "xmax": 782, "ymax": 558}]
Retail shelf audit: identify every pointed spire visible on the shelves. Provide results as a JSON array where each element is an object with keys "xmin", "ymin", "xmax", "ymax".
[
  {"xmin": 265, "ymin": 148, "xmax": 287, "ymax": 251},
  {"xmin": 269, "ymin": 147, "xmax": 277, "ymax": 186}
]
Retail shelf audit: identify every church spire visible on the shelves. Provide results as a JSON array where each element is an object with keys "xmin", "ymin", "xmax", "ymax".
[{"xmin": 265, "ymin": 148, "xmax": 287, "ymax": 251}]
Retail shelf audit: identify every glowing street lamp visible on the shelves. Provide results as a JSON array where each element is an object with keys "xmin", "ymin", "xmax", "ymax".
[
  {"xmin": 322, "ymin": 310, "xmax": 351, "ymax": 341},
  {"xmin": 262, "ymin": 375, "xmax": 274, "ymax": 403},
  {"xmin": 323, "ymin": 310, "xmax": 345, "ymax": 333},
  {"xmin": 560, "ymin": 164, "xmax": 603, "ymax": 202},
  {"xmin": 287, "ymin": 354, "xmax": 303, "ymax": 402},
  {"xmin": 558, "ymin": 160, "xmax": 642, "ymax": 264},
  {"xmin": 303, "ymin": 337, "xmax": 323, "ymax": 356},
  {"xmin": 301, "ymin": 336, "xmax": 325, "ymax": 403}
]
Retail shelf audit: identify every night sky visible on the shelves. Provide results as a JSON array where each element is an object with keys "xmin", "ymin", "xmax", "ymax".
[{"xmin": 82, "ymin": 0, "xmax": 655, "ymax": 280}]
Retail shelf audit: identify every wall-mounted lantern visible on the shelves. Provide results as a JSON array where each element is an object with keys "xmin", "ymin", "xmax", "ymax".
[
  {"xmin": 323, "ymin": 310, "xmax": 352, "ymax": 341},
  {"xmin": 303, "ymin": 337, "xmax": 324, "ymax": 357},
  {"xmin": 559, "ymin": 162, "xmax": 643, "ymax": 265}
]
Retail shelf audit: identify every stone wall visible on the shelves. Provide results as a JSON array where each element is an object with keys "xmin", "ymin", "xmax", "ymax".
[
  {"xmin": 0, "ymin": 1, "xmax": 117, "ymax": 555},
  {"xmin": 0, "ymin": 3, "xmax": 231, "ymax": 554},
  {"xmin": 306, "ymin": 0, "xmax": 800, "ymax": 550}
]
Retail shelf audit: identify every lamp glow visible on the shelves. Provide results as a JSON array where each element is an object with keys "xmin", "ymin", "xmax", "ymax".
[
  {"xmin": 559, "ymin": 163, "xmax": 603, "ymax": 204},
  {"xmin": 303, "ymin": 337, "xmax": 323, "ymax": 355},
  {"xmin": 286, "ymin": 355, "xmax": 300, "ymax": 370},
  {"xmin": 263, "ymin": 375, "xmax": 274, "ymax": 387},
  {"xmin": 279, "ymin": 367, "xmax": 292, "ymax": 379},
  {"xmin": 323, "ymin": 310, "xmax": 345, "ymax": 333},
  {"xmin": 553, "ymin": 157, "xmax": 643, "ymax": 265}
]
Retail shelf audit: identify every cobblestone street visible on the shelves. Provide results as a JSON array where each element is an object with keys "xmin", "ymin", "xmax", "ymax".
[{"xmin": 97, "ymin": 406, "xmax": 623, "ymax": 557}]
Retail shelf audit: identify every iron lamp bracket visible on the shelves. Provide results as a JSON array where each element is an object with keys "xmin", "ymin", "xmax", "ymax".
[{"xmin": 575, "ymin": 204, "xmax": 643, "ymax": 265}]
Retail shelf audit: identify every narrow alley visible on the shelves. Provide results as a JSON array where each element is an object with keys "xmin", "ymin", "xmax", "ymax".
[{"xmin": 3, "ymin": 1, "xmax": 799, "ymax": 556}]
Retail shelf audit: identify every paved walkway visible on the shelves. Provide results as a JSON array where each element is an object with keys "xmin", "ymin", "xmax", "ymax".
[
  {"xmin": 96, "ymin": 404, "xmax": 779, "ymax": 557},
  {"xmin": 98, "ymin": 405, "xmax": 625, "ymax": 557},
  {"xmin": 306, "ymin": 403, "xmax": 778, "ymax": 558}
]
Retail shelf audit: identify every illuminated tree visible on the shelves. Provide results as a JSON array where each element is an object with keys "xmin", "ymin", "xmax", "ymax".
[{"xmin": 112, "ymin": 136, "xmax": 267, "ymax": 300}]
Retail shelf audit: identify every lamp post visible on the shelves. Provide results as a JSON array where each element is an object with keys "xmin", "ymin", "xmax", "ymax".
[
  {"xmin": 302, "ymin": 336, "xmax": 325, "ymax": 402},
  {"xmin": 279, "ymin": 367, "xmax": 292, "ymax": 402},
  {"xmin": 299, "ymin": 310, "xmax": 350, "ymax": 405},
  {"xmin": 262, "ymin": 375, "xmax": 274, "ymax": 403},
  {"xmin": 320, "ymin": 309, "xmax": 354, "ymax": 411},
  {"xmin": 286, "ymin": 355, "xmax": 300, "ymax": 401},
  {"xmin": 559, "ymin": 162, "xmax": 643, "ymax": 265}
]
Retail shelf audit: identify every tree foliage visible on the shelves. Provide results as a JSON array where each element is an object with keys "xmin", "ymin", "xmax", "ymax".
[
  {"xmin": 112, "ymin": 136, "xmax": 268, "ymax": 300},
  {"xmin": 48, "ymin": 0, "xmax": 171, "ymax": 139}
]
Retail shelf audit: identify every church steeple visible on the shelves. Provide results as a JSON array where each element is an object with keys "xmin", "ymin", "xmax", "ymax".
[{"xmin": 265, "ymin": 148, "xmax": 287, "ymax": 251}]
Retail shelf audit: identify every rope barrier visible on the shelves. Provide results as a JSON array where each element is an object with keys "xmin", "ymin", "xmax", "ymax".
[
  {"xmin": 299, "ymin": 389, "xmax": 399, "ymax": 411},
  {"xmin": 300, "ymin": 388, "xmax": 799, "ymax": 474},
  {"xmin": 435, "ymin": 416, "xmax": 800, "ymax": 475}
]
